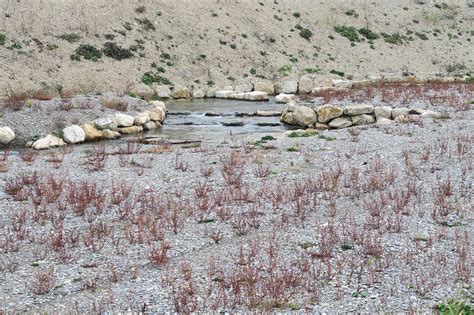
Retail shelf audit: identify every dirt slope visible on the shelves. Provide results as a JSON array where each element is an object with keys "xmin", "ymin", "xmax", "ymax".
[{"xmin": 0, "ymin": 0, "xmax": 473, "ymax": 97}]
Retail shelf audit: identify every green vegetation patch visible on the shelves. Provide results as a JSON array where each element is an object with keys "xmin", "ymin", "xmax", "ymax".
[
  {"xmin": 334, "ymin": 25, "xmax": 360, "ymax": 42},
  {"xmin": 435, "ymin": 299, "xmax": 472, "ymax": 315},
  {"xmin": 278, "ymin": 64, "xmax": 292, "ymax": 76},
  {"xmin": 381, "ymin": 32, "xmax": 407, "ymax": 45},
  {"xmin": 72, "ymin": 44, "xmax": 102, "ymax": 61},
  {"xmin": 57, "ymin": 33, "xmax": 82, "ymax": 43},
  {"xmin": 102, "ymin": 42, "xmax": 134, "ymax": 60},
  {"xmin": 358, "ymin": 28, "xmax": 379, "ymax": 40},
  {"xmin": 141, "ymin": 72, "xmax": 172, "ymax": 86},
  {"xmin": 288, "ymin": 131, "xmax": 317, "ymax": 138},
  {"xmin": 299, "ymin": 28, "xmax": 313, "ymax": 40},
  {"xmin": 135, "ymin": 18, "xmax": 156, "ymax": 31},
  {"xmin": 0, "ymin": 33, "xmax": 6, "ymax": 45}
]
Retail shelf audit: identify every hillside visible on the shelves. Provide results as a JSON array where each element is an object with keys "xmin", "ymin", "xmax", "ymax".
[{"xmin": 0, "ymin": 0, "xmax": 473, "ymax": 97}]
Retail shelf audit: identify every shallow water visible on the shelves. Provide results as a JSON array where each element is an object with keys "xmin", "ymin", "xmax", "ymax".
[{"xmin": 149, "ymin": 98, "xmax": 290, "ymax": 143}]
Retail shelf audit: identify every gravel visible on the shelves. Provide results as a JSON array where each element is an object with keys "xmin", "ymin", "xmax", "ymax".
[{"xmin": 0, "ymin": 98, "xmax": 472, "ymax": 313}]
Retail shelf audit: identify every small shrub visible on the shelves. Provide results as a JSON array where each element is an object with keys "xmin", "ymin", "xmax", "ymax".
[
  {"xmin": 358, "ymin": 28, "xmax": 379, "ymax": 40},
  {"xmin": 288, "ymin": 131, "xmax": 317, "ymax": 138},
  {"xmin": 381, "ymin": 32, "xmax": 406, "ymax": 45},
  {"xmin": 330, "ymin": 69, "xmax": 345, "ymax": 77},
  {"xmin": 299, "ymin": 28, "xmax": 313, "ymax": 40},
  {"xmin": 287, "ymin": 146, "xmax": 299, "ymax": 152},
  {"xmin": 57, "ymin": 33, "xmax": 82, "ymax": 43},
  {"xmin": 334, "ymin": 25, "xmax": 359, "ymax": 42},
  {"xmin": 230, "ymin": 44, "xmax": 236, "ymax": 49},
  {"xmin": 435, "ymin": 299, "xmax": 472, "ymax": 315},
  {"xmin": 292, "ymin": 12, "xmax": 301, "ymax": 18},
  {"xmin": 102, "ymin": 42, "xmax": 134, "ymax": 60},
  {"xmin": 0, "ymin": 33, "xmax": 6, "ymax": 45},
  {"xmin": 305, "ymin": 67, "xmax": 321, "ymax": 73},
  {"xmin": 141, "ymin": 72, "xmax": 172, "ymax": 85},
  {"xmin": 136, "ymin": 18, "xmax": 156, "ymax": 31},
  {"xmin": 278, "ymin": 64, "xmax": 292, "ymax": 76},
  {"xmin": 74, "ymin": 44, "xmax": 102, "ymax": 61},
  {"xmin": 160, "ymin": 53, "xmax": 171, "ymax": 60},
  {"xmin": 135, "ymin": 6, "xmax": 146, "ymax": 13},
  {"xmin": 207, "ymin": 80, "xmax": 215, "ymax": 87},
  {"xmin": 345, "ymin": 9, "xmax": 359, "ymax": 17},
  {"xmin": 415, "ymin": 32, "xmax": 429, "ymax": 40}
]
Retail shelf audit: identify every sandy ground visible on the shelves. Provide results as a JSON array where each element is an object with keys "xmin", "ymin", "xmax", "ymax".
[{"xmin": 0, "ymin": 0, "xmax": 473, "ymax": 96}]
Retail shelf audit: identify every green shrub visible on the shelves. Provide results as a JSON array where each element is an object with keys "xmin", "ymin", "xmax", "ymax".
[
  {"xmin": 288, "ymin": 131, "xmax": 317, "ymax": 138},
  {"xmin": 141, "ymin": 72, "xmax": 172, "ymax": 85},
  {"xmin": 207, "ymin": 80, "xmax": 215, "ymax": 87},
  {"xmin": 135, "ymin": 6, "xmax": 146, "ymax": 13},
  {"xmin": 345, "ymin": 9, "xmax": 358, "ymax": 17},
  {"xmin": 160, "ymin": 53, "xmax": 171, "ymax": 60},
  {"xmin": 74, "ymin": 44, "xmax": 102, "ymax": 61},
  {"xmin": 330, "ymin": 69, "xmax": 345, "ymax": 77},
  {"xmin": 136, "ymin": 18, "xmax": 156, "ymax": 31},
  {"xmin": 305, "ymin": 67, "xmax": 321, "ymax": 74},
  {"xmin": 292, "ymin": 12, "xmax": 301, "ymax": 18},
  {"xmin": 358, "ymin": 28, "xmax": 379, "ymax": 40},
  {"xmin": 381, "ymin": 32, "xmax": 406, "ymax": 45},
  {"xmin": 230, "ymin": 44, "xmax": 236, "ymax": 49},
  {"xmin": 102, "ymin": 42, "xmax": 134, "ymax": 60},
  {"xmin": 278, "ymin": 64, "xmax": 292, "ymax": 76},
  {"xmin": 286, "ymin": 146, "xmax": 299, "ymax": 152},
  {"xmin": 415, "ymin": 32, "xmax": 429, "ymax": 40},
  {"xmin": 58, "ymin": 33, "xmax": 82, "ymax": 43},
  {"xmin": 435, "ymin": 299, "xmax": 472, "ymax": 315},
  {"xmin": 299, "ymin": 28, "xmax": 313, "ymax": 40},
  {"xmin": 0, "ymin": 33, "xmax": 5, "ymax": 45},
  {"xmin": 334, "ymin": 25, "xmax": 359, "ymax": 42}
]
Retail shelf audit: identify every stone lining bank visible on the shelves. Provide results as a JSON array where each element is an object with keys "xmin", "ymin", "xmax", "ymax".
[
  {"xmin": 0, "ymin": 101, "xmax": 166, "ymax": 149},
  {"xmin": 281, "ymin": 102, "xmax": 444, "ymax": 130}
]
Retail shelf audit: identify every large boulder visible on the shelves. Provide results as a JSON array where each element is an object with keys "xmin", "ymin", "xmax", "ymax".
[
  {"xmin": 351, "ymin": 114, "xmax": 375, "ymax": 125},
  {"xmin": 374, "ymin": 106, "xmax": 392, "ymax": 120},
  {"xmin": 281, "ymin": 80, "xmax": 298, "ymax": 94},
  {"xmin": 192, "ymin": 89, "xmax": 205, "ymax": 99},
  {"xmin": 81, "ymin": 124, "xmax": 103, "ymax": 141},
  {"xmin": 254, "ymin": 80, "xmax": 275, "ymax": 95},
  {"xmin": 171, "ymin": 86, "xmax": 190, "ymax": 99},
  {"xmin": 298, "ymin": 76, "xmax": 315, "ymax": 94},
  {"xmin": 0, "ymin": 127, "xmax": 15, "ymax": 144},
  {"xmin": 149, "ymin": 100, "xmax": 166, "ymax": 111},
  {"xmin": 143, "ymin": 121, "xmax": 158, "ymax": 131},
  {"xmin": 420, "ymin": 110, "xmax": 443, "ymax": 119},
  {"xmin": 94, "ymin": 118, "xmax": 117, "ymax": 130},
  {"xmin": 154, "ymin": 86, "xmax": 171, "ymax": 98},
  {"xmin": 215, "ymin": 90, "xmax": 236, "ymax": 98},
  {"xmin": 329, "ymin": 117, "xmax": 352, "ymax": 129},
  {"xmin": 392, "ymin": 108, "xmax": 409, "ymax": 119},
  {"xmin": 146, "ymin": 107, "xmax": 166, "ymax": 122},
  {"xmin": 32, "ymin": 135, "xmax": 67, "ymax": 150},
  {"xmin": 344, "ymin": 104, "xmax": 374, "ymax": 116},
  {"xmin": 230, "ymin": 91, "xmax": 269, "ymax": 101},
  {"xmin": 62, "ymin": 125, "xmax": 86, "ymax": 144},
  {"xmin": 275, "ymin": 93, "xmax": 295, "ymax": 103},
  {"xmin": 235, "ymin": 84, "xmax": 252, "ymax": 93},
  {"xmin": 134, "ymin": 112, "xmax": 151, "ymax": 125},
  {"xmin": 282, "ymin": 105, "xmax": 318, "ymax": 127},
  {"xmin": 114, "ymin": 113, "xmax": 134, "ymax": 127},
  {"xmin": 118, "ymin": 126, "xmax": 143, "ymax": 134},
  {"xmin": 332, "ymin": 79, "xmax": 352, "ymax": 89},
  {"xmin": 102, "ymin": 129, "xmax": 121, "ymax": 140},
  {"xmin": 129, "ymin": 83, "xmax": 155, "ymax": 99},
  {"xmin": 315, "ymin": 104, "xmax": 343, "ymax": 123}
]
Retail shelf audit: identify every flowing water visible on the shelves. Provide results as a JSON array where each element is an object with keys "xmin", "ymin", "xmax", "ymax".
[{"xmin": 148, "ymin": 98, "xmax": 290, "ymax": 143}]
